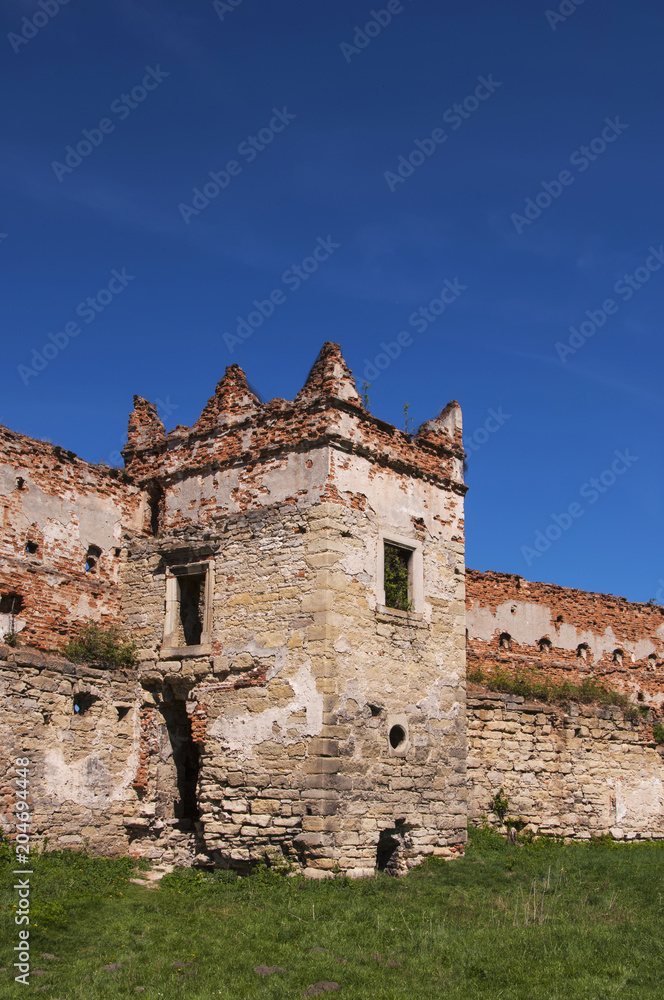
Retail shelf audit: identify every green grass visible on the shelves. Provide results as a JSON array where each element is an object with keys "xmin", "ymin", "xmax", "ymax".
[
  {"xmin": 2, "ymin": 829, "xmax": 664, "ymax": 999},
  {"xmin": 468, "ymin": 665, "xmax": 636, "ymax": 715}
]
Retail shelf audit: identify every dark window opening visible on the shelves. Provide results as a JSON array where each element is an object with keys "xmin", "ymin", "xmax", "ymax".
[
  {"xmin": 577, "ymin": 643, "xmax": 589, "ymax": 660},
  {"xmin": 637, "ymin": 691, "xmax": 645, "ymax": 702},
  {"xmin": 74, "ymin": 693, "xmax": 98, "ymax": 715},
  {"xmin": 384, "ymin": 543, "xmax": 411, "ymax": 611},
  {"xmin": 0, "ymin": 593, "xmax": 24, "ymax": 615},
  {"xmin": 16, "ymin": 477, "xmax": 25, "ymax": 491},
  {"xmin": 538, "ymin": 637, "xmax": 552, "ymax": 653},
  {"xmin": 555, "ymin": 615, "xmax": 563, "ymax": 623},
  {"xmin": 147, "ymin": 483, "xmax": 165, "ymax": 537},
  {"xmin": 389, "ymin": 724, "xmax": 406, "ymax": 749},
  {"xmin": 499, "ymin": 632, "xmax": 511, "ymax": 650},
  {"xmin": 114, "ymin": 547, "xmax": 121, "ymax": 558},
  {"xmin": 613, "ymin": 649, "xmax": 624, "ymax": 665},
  {"xmin": 376, "ymin": 830, "xmax": 400, "ymax": 874},
  {"xmin": 369, "ymin": 704, "xmax": 382, "ymax": 718},
  {"xmin": 85, "ymin": 545, "xmax": 102, "ymax": 573},
  {"xmin": 160, "ymin": 701, "xmax": 200, "ymax": 828},
  {"xmin": 25, "ymin": 540, "xmax": 38, "ymax": 555},
  {"xmin": 177, "ymin": 574, "xmax": 205, "ymax": 646},
  {"xmin": 116, "ymin": 706, "xmax": 130, "ymax": 721}
]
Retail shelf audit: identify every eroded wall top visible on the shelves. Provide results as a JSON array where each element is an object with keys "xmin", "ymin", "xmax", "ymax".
[{"xmin": 122, "ymin": 343, "xmax": 466, "ymax": 501}]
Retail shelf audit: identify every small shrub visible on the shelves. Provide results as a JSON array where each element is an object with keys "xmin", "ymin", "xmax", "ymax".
[
  {"xmin": 61, "ymin": 621, "xmax": 137, "ymax": 668},
  {"xmin": 2, "ymin": 631, "xmax": 18, "ymax": 647},
  {"xmin": 489, "ymin": 788, "xmax": 510, "ymax": 823},
  {"xmin": 652, "ymin": 722, "xmax": 664, "ymax": 745}
]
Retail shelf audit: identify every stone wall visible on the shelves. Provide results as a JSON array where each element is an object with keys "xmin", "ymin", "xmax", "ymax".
[
  {"xmin": 468, "ymin": 688, "xmax": 664, "ymax": 840},
  {"xmin": 466, "ymin": 569, "xmax": 664, "ymax": 710}
]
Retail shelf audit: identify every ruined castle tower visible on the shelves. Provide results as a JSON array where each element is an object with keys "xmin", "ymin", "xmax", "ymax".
[{"xmin": 118, "ymin": 342, "xmax": 468, "ymax": 874}]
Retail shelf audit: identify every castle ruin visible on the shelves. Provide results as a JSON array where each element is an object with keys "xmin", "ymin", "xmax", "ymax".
[{"xmin": 1, "ymin": 343, "xmax": 663, "ymax": 874}]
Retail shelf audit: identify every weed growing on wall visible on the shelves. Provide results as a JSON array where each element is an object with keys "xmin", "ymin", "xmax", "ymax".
[{"xmin": 61, "ymin": 621, "xmax": 137, "ymax": 668}]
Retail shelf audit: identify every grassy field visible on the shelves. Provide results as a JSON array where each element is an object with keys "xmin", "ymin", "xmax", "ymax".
[{"xmin": 1, "ymin": 828, "xmax": 663, "ymax": 999}]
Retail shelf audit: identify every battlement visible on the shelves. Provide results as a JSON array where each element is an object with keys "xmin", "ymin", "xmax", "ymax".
[{"xmin": 122, "ymin": 342, "xmax": 465, "ymax": 496}]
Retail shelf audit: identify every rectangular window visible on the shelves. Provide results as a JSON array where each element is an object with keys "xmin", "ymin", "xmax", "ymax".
[
  {"xmin": 384, "ymin": 543, "xmax": 412, "ymax": 611},
  {"xmin": 163, "ymin": 561, "xmax": 214, "ymax": 653},
  {"xmin": 376, "ymin": 532, "xmax": 423, "ymax": 616}
]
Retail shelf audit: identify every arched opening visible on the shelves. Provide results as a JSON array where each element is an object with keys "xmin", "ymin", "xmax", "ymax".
[{"xmin": 499, "ymin": 632, "xmax": 511, "ymax": 650}]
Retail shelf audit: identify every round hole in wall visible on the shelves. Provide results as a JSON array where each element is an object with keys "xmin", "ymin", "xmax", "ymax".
[{"xmin": 389, "ymin": 724, "xmax": 406, "ymax": 749}]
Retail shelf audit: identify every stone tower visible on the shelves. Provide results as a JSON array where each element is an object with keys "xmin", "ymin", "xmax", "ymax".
[{"xmin": 121, "ymin": 342, "xmax": 468, "ymax": 875}]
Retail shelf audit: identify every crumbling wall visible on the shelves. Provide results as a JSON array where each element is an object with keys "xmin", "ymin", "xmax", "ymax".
[
  {"xmin": 466, "ymin": 569, "xmax": 664, "ymax": 710},
  {"xmin": 468, "ymin": 689, "xmax": 664, "ymax": 840},
  {"xmin": 0, "ymin": 645, "xmax": 139, "ymax": 855},
  {"xmin": 0, "ymin": 427, "xmax": 143, "ymax": 651}
]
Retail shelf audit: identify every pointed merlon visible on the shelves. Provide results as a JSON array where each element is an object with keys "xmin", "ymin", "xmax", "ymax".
[
  {"xmin": 126, "ymin": 396, "xmax": 166, "ymax": 451},
  {"xmin": 193, "ymin": 364, "xmax": 262, "ymax": 433},
  {"xmin": 414, "ymin": 400, "xmax": 463, "ymax": 452},
  {"xmin": 295, "ymin": 342, "xmax": 363, "ymax": 407}
]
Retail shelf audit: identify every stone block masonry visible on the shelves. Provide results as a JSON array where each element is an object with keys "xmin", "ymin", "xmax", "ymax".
[{"xmin": 468, "ymin": 690, "xmax": 664, "ymax": 840}]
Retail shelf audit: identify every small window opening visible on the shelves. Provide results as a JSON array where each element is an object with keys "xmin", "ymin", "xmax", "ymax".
[
  {"xmin": 538, "ymin": 637, "xmax": 552, "ymax": 653},
  {"xmin": 85, "ymin": 545, "xmax": 102, "ymax": 573},
  {"xmin": 25, "ymin": 540, "xmax": 38, "ymax": 555},
  {"xmin": 499, "ymin": 632, "xmax": 511, "ymax": 650},
  {"xmin": 637, "ymin": 691, "xmax": 645, "ymax": 702},
  {"xmin": 0, "ymin": 593, "xmax": 23, "ymax": 615},
  {"xmin": 556, "ymin": 615, "xmax": 563, "ymax": 623},
  {"xmin": 369, "ymin": 703, "xmax": 382, "ymax": 718},
  {"xmin": 577, "ymin": 643, "xmax": 590, "ymax": 660},
  {"xmin": 116, "ymin": 706, "xmax": 130, "ymax": 721},
  {"xmin": 389, "ymin": 724, "xmax": 406, "ymax": 749},
  {"xmin": 114, "ymin": 547, "xmax": 121, "ymax": 558},
  {"xmin": 384, "ymin": 543, "xmax": 412, "ymax": 611},
  {"xmin": 147, "ymin": 483, "xmax": 165, "ymax": 537},
  {"xmin": 16, "ymin": 477, "xmax": 25, "ymax": 491},
  {"xmin": 613, "ymin": 649, "xmax": 624, "ymax": 665},
  {"xmin": 73, "ymin": 693, "xmax": 98, "ymax": 715},
  {"xmin": 177, "ymin": 574, "xmax": 205, "ymax": 647}
]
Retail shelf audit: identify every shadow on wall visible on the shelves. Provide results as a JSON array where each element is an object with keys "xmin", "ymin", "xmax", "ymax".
[{"xmin": 160, "ymin": 700, "xmax": 200, "ymax": 829}]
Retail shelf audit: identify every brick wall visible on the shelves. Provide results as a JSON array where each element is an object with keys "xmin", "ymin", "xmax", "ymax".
[{"xmin": 466, "ymin": 569, "xmax": 664, "ymax": 710}]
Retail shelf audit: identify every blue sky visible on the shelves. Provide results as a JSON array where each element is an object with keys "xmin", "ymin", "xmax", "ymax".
[{"xmin": 2, "ymin": 0, "xmax": 663, "ymax": 603}]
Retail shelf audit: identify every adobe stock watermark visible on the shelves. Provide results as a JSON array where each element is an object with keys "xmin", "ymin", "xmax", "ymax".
[
  {"xmin": 520, "ymin": 448, "xmax": 638, "ymax": 567},
  {"xmin": 464, "ymin": 407, "xmax": 511, "ymax": 456},
  {"xmin": 223, "ymin": 236, "xmax": 339, "ymax": 353},
  {"xmin": 8, "ymin": 0, "xmax": 70, "ymax": 55},
  {"xmin": 17, "ymin": 268, "xmax": 135, "ymax": 385},
  {"xmin": 546, "ymin": 0, "xmax": 588, "ymax": 31},
  {"xmin": 179, "ymin": 107, "xmax": 296, "ymax": 225},
  {"xmin": 555, "ymin": 245, "xmax": 664, "ymax": 363},
  {"xmin": 212, "ymin": 0, "xmax": 248, "ymax": 21},
  {"xmin": 340, "ymin": 1, "xmax": 411, "ymax": 63},
  {"xmin": 511, "ymin": 116, "xmax": 627, "ymax": 233},
  {"xmin": 384, "ymin": 75, "xmax": 501, "ymax": 192},
  {"xmin": 51, "ymin": 66, "xmax": 170, "ymax": 182},
  {"xmin": 362, "ymin": 277, "xmax": 467, "ymax": 381}
]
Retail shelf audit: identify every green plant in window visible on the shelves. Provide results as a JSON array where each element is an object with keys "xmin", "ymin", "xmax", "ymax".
[{"xmin": 384, "ymin": 544, "xmax": 412, "ymax": 611}]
